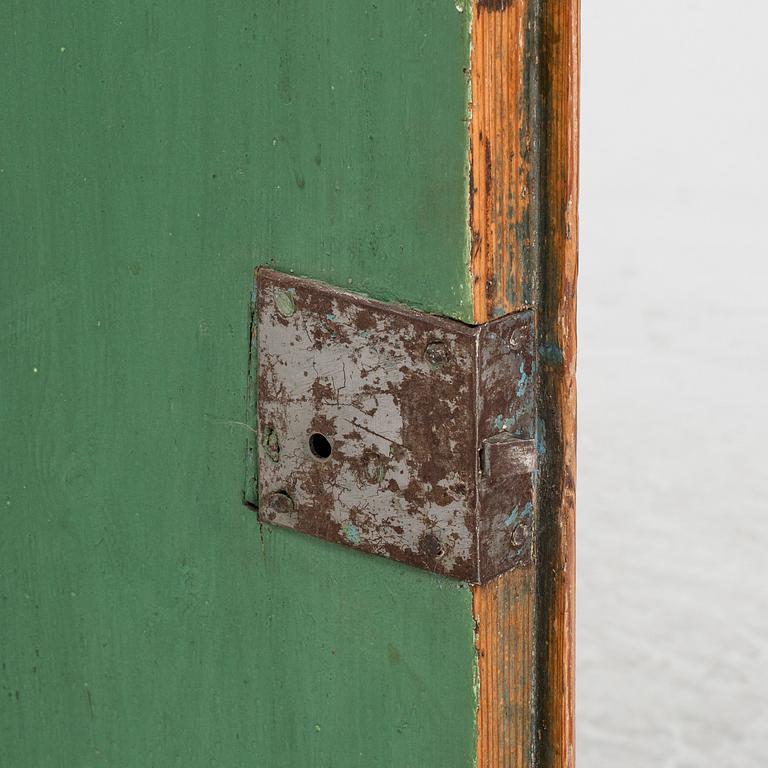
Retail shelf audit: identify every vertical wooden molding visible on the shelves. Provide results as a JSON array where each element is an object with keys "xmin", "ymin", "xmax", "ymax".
[
  {"xmin": 470, "ymin": 1, "xmax": 579, "ymax": 767},
  {"xmin": 470, "ymin": 0, "xmax": 539, "ymax": 321},
  {"xmin": 536, "ymin": 2, "xmax": 579, "ymax": 765}
]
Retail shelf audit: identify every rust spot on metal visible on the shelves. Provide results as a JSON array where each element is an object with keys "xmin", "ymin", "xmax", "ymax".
[{"xmin": 261, "ymin": 427, "xmax": 280, "ymax": 463}]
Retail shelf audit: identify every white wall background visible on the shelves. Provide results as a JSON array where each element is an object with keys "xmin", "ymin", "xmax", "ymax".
[{"xmin": 578, "ymin": 2, "xmax": 768, "ymax": 766}]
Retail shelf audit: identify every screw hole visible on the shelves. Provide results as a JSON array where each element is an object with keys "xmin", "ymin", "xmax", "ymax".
[{"xmin": 308, "ymin": 432, "xmax": 333, "ymax": 460}]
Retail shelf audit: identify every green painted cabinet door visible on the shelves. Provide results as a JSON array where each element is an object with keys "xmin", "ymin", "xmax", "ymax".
[{"xmin": 1, "ymin": 2, "xmax": 478, "ymax": 766}]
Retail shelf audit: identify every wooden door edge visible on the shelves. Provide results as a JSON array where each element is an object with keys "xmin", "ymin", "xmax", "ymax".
[{"xmin": 469, "ymin": 2, "xmax": 579, "ymax": 767}]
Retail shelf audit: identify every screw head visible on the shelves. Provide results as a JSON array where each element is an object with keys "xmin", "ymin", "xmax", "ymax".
[
  {"xmin": 508, "ymin": 327, "xmax": 525, "ymax": 352},
  {"xmin": 419, "ymin": 532, "xmax": 444, "ymax": 558},
  {"xmin": 265, "ymin": 491, "xmax": 295, "ymax": 521},
  {"xmin": 425, "ymin": 341, "xmax": 450, "ymax": 369},
  {"xmin": 511, "ymin": 521, "xmax": 530, "ymax": 548},
  {"xmin": 274, "ymin": 289, "xmax": 295, "ymax": 318}
]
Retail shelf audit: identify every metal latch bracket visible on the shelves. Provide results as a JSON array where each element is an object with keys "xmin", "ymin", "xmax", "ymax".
[{"xmin": 246, "ymin": 269, "xmax": 537, "ymax": 584}]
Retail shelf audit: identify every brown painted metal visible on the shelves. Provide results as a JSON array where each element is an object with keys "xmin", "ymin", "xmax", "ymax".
[{"xmin": 253, "ymin": 268, "xmax": 537, "ymax": 584}]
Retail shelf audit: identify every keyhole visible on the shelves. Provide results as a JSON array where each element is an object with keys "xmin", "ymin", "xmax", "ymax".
[{"xmin": 308, "ymin": 432, "xmax": 333, "ymax": 460}]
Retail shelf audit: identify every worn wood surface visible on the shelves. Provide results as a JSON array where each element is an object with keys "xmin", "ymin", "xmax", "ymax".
[
  {"xmin": 0, "ymin": 3, "xmax": 478, "ymax": 766},
  {"xmin": 537, "ymin": 0, "xmax": 580, "ymax": 768},
  {"xmin": 536, "ymin": 2, "xmax": 579, "ymax": 764},
  {"xmin": 470, "ymin": 1, "xmax": 579, "ymax": 766},
  {"xmin": 470, "ymin": 0, "xmax": 538, "ymax": 319}
]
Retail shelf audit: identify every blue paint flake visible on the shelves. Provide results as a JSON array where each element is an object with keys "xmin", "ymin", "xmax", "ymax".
[
  {"xmin": 503, "ymin": 501, "xmax": 533, "ymax": 528},
  {"xmin": 341, "ymin": 524, "xmax": 361, "ymax": 545},
  {"xmin": 516, "ymin": 359, "xmax": 528, "ymax": 397},
  {"xmin": 503, "ymin": 508, "xmax": 519, "ymax": 528},
  {"xmin": 494, "ymin": 414, "xmax": 515, "ymax": 431}
]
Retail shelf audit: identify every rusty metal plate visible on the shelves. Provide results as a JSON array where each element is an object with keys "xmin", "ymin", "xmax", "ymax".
[{"xmin": 252, "ymin": 268, "xmax": 536, "ymax": 584}]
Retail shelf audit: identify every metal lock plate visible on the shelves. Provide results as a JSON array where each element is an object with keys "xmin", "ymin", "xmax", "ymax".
[{"xmin": 251, "ymin": 269, "xmax": 537, "ymax": 584}]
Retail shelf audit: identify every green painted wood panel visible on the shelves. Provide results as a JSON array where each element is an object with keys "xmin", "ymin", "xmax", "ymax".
[{"xmin": 1, "ymin": 2, "xmax": 476, "ymax": 766}]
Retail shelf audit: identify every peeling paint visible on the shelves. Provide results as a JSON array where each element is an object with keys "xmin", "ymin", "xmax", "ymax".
[{"xmin": 254, "ymin": 269, "xmax": 538, "ymax": 584}]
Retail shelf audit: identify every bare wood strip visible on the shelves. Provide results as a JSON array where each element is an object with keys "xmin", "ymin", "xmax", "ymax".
[
  {"xmin": 470, "ymin": 1, "xmax": 579, "ymax": 766},
  {"xmin": 536, "ymin": 1, "xmax": 579, "ymax": 765},
  {"xmin": 474, "ymin": 567, "xmax": 536, "ymax": 768},
  {"xmin": 470, "ymin": 0, "xmax": 537, "ymax": 321}
]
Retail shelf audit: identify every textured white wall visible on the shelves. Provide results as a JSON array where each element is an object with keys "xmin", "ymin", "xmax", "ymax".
[{"xmin": 578, "ymin": 2, "xmax": 768, "ymax": 765}]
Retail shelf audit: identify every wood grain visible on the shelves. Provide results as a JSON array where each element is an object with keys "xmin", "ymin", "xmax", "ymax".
[
  {"xmin": 470, "ymin": 0, "xmax": 538, "ymax": 320},
  {"xmin": 470, "ymin": 1, "xmax": 579, "ymax": 766},
  {"xmin": 536, "ymin": 2, "xmax": 579, "ymax": 764}
]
